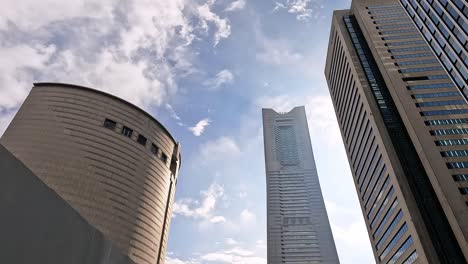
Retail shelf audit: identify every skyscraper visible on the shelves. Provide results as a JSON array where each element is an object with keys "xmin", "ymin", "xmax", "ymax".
[
  {"xmin": 1, "ymin": 83, "xmax": 181, "ymax": 264},
  {"xmin": 398, "ymin": 0, "xmax": 467, "ymax": 99},
  {"xmin": 262, "ymin": 106, "xmax": 339, "ymax": 264},
  {"xmin": 325, "ymin": 0, "xmax": 468, "ymax": 263}
]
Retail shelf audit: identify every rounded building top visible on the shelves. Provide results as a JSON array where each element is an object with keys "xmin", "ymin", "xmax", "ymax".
[{"xmin": 33, "ymin": 82, "xmax": 178, "ymax": 145}]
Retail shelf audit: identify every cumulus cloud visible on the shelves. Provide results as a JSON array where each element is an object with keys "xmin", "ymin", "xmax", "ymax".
[
  {"xmin": 197, "ymin": 2, "xmax": 231, "ymax": 46},
  {"xmin": 240, "ymin": 209, "xmax": 256, "ymax": 224},
  {"xmin": 255, "ymin": 32, "xmax": 303, "ymax": 66},
  {"xmin": 225, "ymin": 0, "xmax": 246, "ymax": 12},
  {"xmin": 173, "ymin": 182, "xmax": 226, "ymax": 224},
  {"xmin": 0, "ymin": 0, "xmax": 232, "ymax": 129},
  {"xmin": 188, "ymin": 118, "xmax": 211, "ymax": 136},
  {"xmin": 273, "ymin": 0, "xmax": 324, "ymax": 21},
  {"xmin": 203, "ymin": 69, "xmax": 234, "ymax": 89},
  {"xmin": 200, "ymin": 247, "xmax": 266, "ymax": 264}
]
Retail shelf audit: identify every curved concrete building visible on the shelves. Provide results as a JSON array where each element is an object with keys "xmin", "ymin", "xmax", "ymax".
[{"xmin": 0, "ymin": 83, "xmax": 181, "ymax": 264}]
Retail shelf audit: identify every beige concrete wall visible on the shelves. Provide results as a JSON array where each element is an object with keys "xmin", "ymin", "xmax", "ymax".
[{"xmin": 0, "ymin": 83, "xmax": 181, "ymax": 264}]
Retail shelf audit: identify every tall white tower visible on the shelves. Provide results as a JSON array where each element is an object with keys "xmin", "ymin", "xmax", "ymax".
[{"xmin": 262, "ymin": 106, "xmax": 339, "ymax": 264}]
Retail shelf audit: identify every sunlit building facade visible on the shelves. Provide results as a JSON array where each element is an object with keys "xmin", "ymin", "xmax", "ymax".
[
  {"xmin": 325, "ymin": 0, "xmax": 468, "ymax": 263},
  {"xmin": 262, "ymin": 106, "xmax": 339, "ymax": 264}
]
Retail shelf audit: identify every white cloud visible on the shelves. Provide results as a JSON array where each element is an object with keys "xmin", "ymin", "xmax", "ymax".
[
  {"xmin": 199, "ymin": 137, "xmax": 241, "ymax": 162},
  {"xmin": 273, "ymin": 0, "xmax": 323, "ymax": 21},
  {"xmin": 173, "ymin": 182, "xmax": 226, "ymax": 224},
  {"xmin": 189, "ymin": 118, "xmax": 211, "ymax": 136},
  {"xmin": 166, "ymin": 257, "xmax": 200, "ymax": 264},
  {"xmin": 166, "ymin": 104, "xmax": 181, "ymax": 120},
  {"xmin": 203, "ymin": 69, "xmax": 234, "ymax": 89},
  {"xmin": 240, "ymin": 209, "xmax": 256, "ymax": 224},
  {"xmin": 197, "ymin": 2, "xmax": 231, "ymax": 46},
  {"xmin": 0, "ymin": 0, "xmax": 232, "ymax": 130},
  {"xmin": 255, "ymin": 33, "xmax": 303, "ymax": 66},
  {"xmin": 200, "ymin": 247, "xmax": 265, "ymax": 264},
  {"xmin": 225, "ymin": 238, "xmax": 238, "ymax": 245},
  {"xmin": 225, "ymin": 0, "xmax": 246, "ymax": 12}
]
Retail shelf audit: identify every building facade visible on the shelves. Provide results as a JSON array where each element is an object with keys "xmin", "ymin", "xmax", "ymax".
[
  {"xmin": 262, "ymin": 106, "xmax": 339, "ymax": 264},
  {"xmin": 0, "ymin": 83, "xmax": 181, "ymax": 264},
  {"xmin": 398, "ymin": 0, "xmax": 467, "ymax": 99},
  {"xmin": 325, "ymin": 0, "xmax": 468, "ymax": 263}
]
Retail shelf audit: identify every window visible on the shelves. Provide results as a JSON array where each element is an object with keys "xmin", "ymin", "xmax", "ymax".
[
  {"xmin": 412, "ymin": 91, "xmax": 460, "ymax": 98},
  {"xmin": 431, "ymin": 128, "xmax": 468, "ymax": 135},
  {"xmin": 379, "ymin": 223, "xmax": 409, "ymax": 261},
  {"xmin": 376, "ymin": 210, "xmax": 404, "ymax": 250},
  {"xmin": 453, "ymin": 174, "xmax": 468, "ymax": 181},
  {"xmin": 392, "ymin": 52, "xmax": 432, "ymax": 58},
  {"xmin": 425, "ymin": 118, "xmax": 468, "ymax": 126},
  {"xmin": 436, "ymin": 139, "xmax": 468, "ymax": 146},
  {"xmin": 459, "ymin": 187, "xmax": 468, "ymax": 194},
  {"xmin": 161, "ymin": 153, "xmax": 168, "ymax": 164},
  {"xmin": 399, "ymin": 66, "xmax": 443, "ymax": 73},
  {"xmin": 151, "ymin": 143, "xmax": 159, "ymax": 156},
  {"xmin": 402, "ymin": 250, "xmax": 418, "ymax": 264},
  {"xmin": 121, "ymin": 126, "xmax": 133, "ymax": 138},
  {"xmin": 103, "ymin": 118, "xmax": 116, "ymax": 129},
  {"xmin": 137, "ymin": 135, "xmax": 147, "ymax": 146},
  {"xmin": 447, "ymin": 162, "xmax": 468, "ymax": 169},
  {"xmin": 407, "ymin": 83, "xmax": 454, "ymax": 90},
  {"xmin": 395, "ymin": 59, "xmax": 438, "ymax": 65},
  {"xmin": 415, "ymin": 100, "xmax": 465, "ymax": 107},
  {"xmin": 386, "ymin": 236, "xmax": 414, "ymax": 264},
  {"xmin": 389, "ymin": 46, "xmax": 429, "ymax": 53},
  {"xmin": 373, "ymin": 200, "xmax": 399, "ymax": 239},
  {"xmin": 441, "ymin": 150, "xmax": 468, "ymax": 157},
  {"xmin": 421, "ymin": 109, "xmax": 468, "ymax": 116}
]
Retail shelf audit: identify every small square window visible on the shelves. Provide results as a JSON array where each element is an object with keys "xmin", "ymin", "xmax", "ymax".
[
  {"xmin": 103, "ymin": 118, "xmax": 116, "ymax": 129},
  {"xmin": 137, "ymin": 135, "xmax": 147, "ymax": 146},
  {"xmin": 121, "ymin": 126, "xmax": 133, "ymax": 138},
  {"xmin": 161, "ymin": 153, "xmax": 168, "ymax": 164},
  {"xmin": 151, "ymin": 143, "xmax": 159, "ymax": 156}
]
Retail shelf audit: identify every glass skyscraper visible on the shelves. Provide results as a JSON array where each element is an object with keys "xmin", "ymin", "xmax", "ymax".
[
  {"xmin": 262, "ymin": 106, "xmax": 339, "ymax": 264},
  {"xmin": 325, "ymin": 0, "xmax": 468, "ymax": 263},
  {"xmin": 398, "ymin": 0, "xmax": 467, "ymax": 98}
]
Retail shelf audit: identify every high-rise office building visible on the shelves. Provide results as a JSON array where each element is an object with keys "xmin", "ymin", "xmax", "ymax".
[
  {"xmin": 398, "ymin": 0, "xmax": 467, "ymax": 99},
  {"xmin": 1, "ymin": 83, "xmax": 181, "ymax": 264},
  {"xmin": 262, "ymin": 106, "xmax": 339, "ymax": 264},
  {"xmin": 325, "ymin": 0, "xmax": 468, "ymax": 263}
]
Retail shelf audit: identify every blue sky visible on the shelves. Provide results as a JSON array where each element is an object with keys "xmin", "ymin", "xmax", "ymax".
[{"xmin": 0, "ymin": 0, "xmax": 375, "ymax": 263}]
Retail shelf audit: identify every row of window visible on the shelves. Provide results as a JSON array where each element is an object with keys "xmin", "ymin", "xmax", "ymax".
[
  {"xmin": 379, "ymin": 223, "xmax": 409, "ymax": 261},
  {"xmin": 387, "ymin": 236, "xmax": 415, "ymax": 264},
  {"xmin": 373, "ymin": 199, "xmax": 399, "ymax": 239},
  {"xmin": 365, "ymin": 175, "xmax": 389, "ymax": 211},
  {"xmin": 421, "ymin": 109, "xmax": 468, "ymax": 116},
  {"xmin": 441, "ymin": 150, "xmax": 468, "ymax": 157},
  {"xmin": 424, "ymin": 118, "xmax": 468, "ymax": 126},
  {"xmin": 390, "ymin": 46, "xmax": 430, "ymax": 53},
  {"xmin": 400, "ymin": 66, "xmax": 444, "ymax": 73},
  {"xmin": 447, "ymin": 162, "xmax": 468, "ymax": 169},
  {"xmin": 367, "ymin": 4, "xmax": 401, "ymax": 10},
  {"xmin": 396, "ymin": 59, "xmax": 439, "ymax": 67},
  {"xmin": 392, "ymin": 52, "xmax": 433, "ymax": 58},
  {"xmin": 376, "ymin": 210, "xmax": 403, "ymax": 250},
  {"xmin": 415, "ymin": 99, "xmax": 465, "ymax": 107},
  {"xmin": 430, "ymin": 128, "xmax": 468, "ymax": 135},
  {"xmin": 371, "ymin": 13, "xmax": 408, "ymax": 19},
  {"xmin": 369, "ymin": 8, "xmax": 404, "ymax": 14},
  {"xmin": 103, "ymin": 118, "xmax": 169, "ymax": 164},
  {"xmin": 453, "ymin": 174, "xmax": 468, "ymax": 181},
  {"xmin": 374, "ymin": 18, "xmax": 411, "ymax": 24},
  {"xmin": 378, "ymin": 24, "xmax": 413, "ymax": 30},
  {"xmin": 402, "ymin": 250, "xmax": 418, "ymax": 264},
  {"xmin": 362, "ymin": 164, "xmax": 387, "ymax": 201},
  {"xmin": 459, "ymin": 187, "xmax": 468, "ymax": 194},
  {"xmin": 387, "ymin": 40, "xmax": 426, "ymax": 47},
  {"xmin": 436, "ymin": 138, "xmax": 468, "ymax": 146},
  {"xmin": 383, "ymin": 34, "xmax": 422, "ymax": 40},
  {"xmin": 403, "ymin": 75, "xmax": 449, "ymax": 82},
  {"xmin": 370, "ymin": 187, "xmax": 395, "ymax": 229},
  {"xmin": 381, "ymin": 29, "xmax": 418, "ymax": 35},
  {"xmin": 407, "ymin": 82, "xmax": 454, "ymax": 90},
  {"xmin": 412, "ymin": 91, "xmax": 460, "ymax": 98}
]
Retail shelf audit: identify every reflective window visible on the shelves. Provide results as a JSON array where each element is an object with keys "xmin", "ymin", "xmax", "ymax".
[
  {"xmin": 376, "ymin": 210, "xmax": 404, "ymax": 250},
  {"xmin": 370, "ymin": 187, "xmax": 395, "ymax": 228},
  {"xmin": 453, "ymin": 174, "xmax": 468, "ymax": 181},
  {"xmin": 415, "ymin": 99, "xmax": 466, "ymax": 107},
  {"xmin": 441, "ymin": 150, "xmax": 468, "ymax": 157},
  {"xmin": 424, "ymin": 118, "xmax": 468, "ymax": 126},
  {"xmin": 379, "ymin": 223, "xmax": 409, "ymax": 261},
  {"xmin": 386, "ymin": 236, "xmax": 414, "ymax": 264},
  {"xmin": 436, "ymin": 138, "xmax": 468, "ymax": 146},
  {"xmin": 447, "ymin": 162, "xmax": 468, "ymax": 169},
  {"xmin": 459, "ymin": 187, "xmax": 468, "ymax": 194},
  {"xmin": 430, "ymin": 128, "xmax": 468, "ymax": 135},
  {"xmin": 392, "ymin": 52, "xmax": 433, "ymax": 58},
  {"xmin": 395, "ymin": 59, "xmax": 438, "ymax": 65},
  {"xmin": 407, "ymin": 83, "xmax": 454, "ymax": 90},
  {"xmin": 421, "ymin": 109, "xmax": 468, "ymax": 116},
  {"xmin": 399, "ymin": 66, "xmax": 444, "ymax": 73},
  {"xmin": 373, "ymin": 200, "xmax": 399, "ymax": 239},
  {"xmin": 412, "ymin": 91, "xmax": 461, "ymax": 98},
  {"xmin": 402, "ymin": 250, "xmax": 418, "ymax": 264}
]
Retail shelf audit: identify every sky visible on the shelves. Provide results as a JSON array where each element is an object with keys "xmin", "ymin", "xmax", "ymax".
[{"xmin": 0, "ymin": 0, "xmax": 375, "ymax": 263}]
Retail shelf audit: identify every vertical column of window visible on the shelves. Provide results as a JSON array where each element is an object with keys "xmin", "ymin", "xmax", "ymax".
[
  {"xmin": 346, "ymin": 104, "xmax": 365, "ymax": 144},
  {"xmin": 358, "ymin": 146, "xmax": 380, "ymax": 185},
  {"xmin": 328, "ymin": 31, "xmax": 341, "ymax": 96},
  {"xmin": 356, "ymin": 137, "xmax": 377, "ymax": 181},
  {"xmin": 364, "ymin": 171, "xmax": 388, "ymax": 210},
  {"xmin": 336, "ymin": 67, "xmax": 353, "ymax": 119},
  {"xmin": 350, "ymin": 119, "xmax": 370, "ymax": 159},
  {"xmin": 342, "ymin": 89, "xmax": 360, "ymax": 141},
  {"xmin": 349, "ymin": 109, "xmax": 368, "ymax": 154},
  {"xmin": 361, "ymin": 156, "xmax": 384, "ymax": 197},
  {"xmin": 330, "ymin": 49, "xmax": 346, "ymax": 105},
  {"xmin": 353, "ymin": 126, "xmax": 374, "ymax": 169},
  {"xmin": 331, "ymin": 48, "xmax": 347, "ymax": 103},
  {"xmin": 345, "ymin": 101, "xmax": 363, "ymax": 144}
]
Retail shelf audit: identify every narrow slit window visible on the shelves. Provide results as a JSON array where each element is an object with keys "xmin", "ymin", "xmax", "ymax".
[
  {"xmin": 103, "ymin": 118, "xmax": 116, "ymax": 129},
  {"xmin": 137, "ymin": 135, "xmax": 147, "ymax": 146},
  {"xmin": 121, "ymin": 126, "xmax": 133, "ymax": 138}
]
